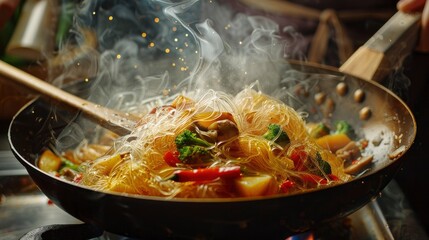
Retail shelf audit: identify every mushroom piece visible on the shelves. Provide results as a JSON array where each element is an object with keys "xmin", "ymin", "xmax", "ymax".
[
  {"xmin": 344, "ymin": 155, "xmax": 374, "ymax": 175},
  {"xmin": 335, "ymin": 141, "xmax": 361, "ymax": 162},
  {"xmin": 208, "ymin": 119, "xmax": 239, "ymax": 142},
  {"xmin": 195, "ymin": 128, "xmax": 218, "ymax": 143}
]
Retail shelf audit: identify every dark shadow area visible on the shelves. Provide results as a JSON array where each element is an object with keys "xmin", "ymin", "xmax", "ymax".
[{"xmin": 395, "ymin": 52, "xmax": 429, "ymax": 235}]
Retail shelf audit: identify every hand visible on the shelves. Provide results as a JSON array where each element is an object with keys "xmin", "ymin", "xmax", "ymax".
[{"xmin": 397, "ymin": 0, "xmax": 429, "ymax": 52}]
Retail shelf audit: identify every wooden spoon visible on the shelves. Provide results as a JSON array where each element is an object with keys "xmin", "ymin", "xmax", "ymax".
[{"xmin": 0, "ymin": 60, "xmax": 139, "ymax": 135}]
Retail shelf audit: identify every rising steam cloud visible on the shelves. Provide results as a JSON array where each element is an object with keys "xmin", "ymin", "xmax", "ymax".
[
  {"xmin": 53, "ymin": 0, "xmax": 307, "ymax": 106},
  {"xmin": 52, "ymin": 0, "xmax": 311, "ymax": 150}
]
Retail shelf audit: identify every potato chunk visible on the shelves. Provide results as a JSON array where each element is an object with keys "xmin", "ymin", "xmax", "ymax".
[
  {"xmin": 315, "ymin": 133, "xmax": 352, "ymax": 152},
  {"xmin": 38, "ymin": 150, "xmax": 62, "ymax": 173},
  {"xmin": 235, "ymin": 175, "xmax": 277, "ymax": 197}
]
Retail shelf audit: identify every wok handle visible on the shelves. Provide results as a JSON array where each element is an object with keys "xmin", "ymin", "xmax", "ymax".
[
  {"xmin": 339, "ymin": 11, "xmax": 421, "ymax": 82},
  {"xmin": 0, "ymin": 60, "xmax": 137, "ymax": 135}
]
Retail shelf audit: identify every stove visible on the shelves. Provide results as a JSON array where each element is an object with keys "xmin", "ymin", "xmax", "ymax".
[{"xmin": 0, "ymin": 122, "xmax": 427, "ymax": 240}]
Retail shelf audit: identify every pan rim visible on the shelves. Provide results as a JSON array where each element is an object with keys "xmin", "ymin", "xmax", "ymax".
[{"xmin": 7, "ymin": 60, "xmax": 417, "ymax": 204}]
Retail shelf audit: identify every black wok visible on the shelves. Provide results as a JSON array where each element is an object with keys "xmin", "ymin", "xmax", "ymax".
[{"xmin": 8, "ymin": 12, "xmax": 418, "ymax": 239}]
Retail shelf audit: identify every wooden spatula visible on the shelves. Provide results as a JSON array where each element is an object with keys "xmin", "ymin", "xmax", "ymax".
[
  {"xmin": 0, "ymin": 60, "xmax": 139, "ymax": 135},
  {"xmin": 340, "ymin": 11, "xmax": 421, "ymax": 82}
]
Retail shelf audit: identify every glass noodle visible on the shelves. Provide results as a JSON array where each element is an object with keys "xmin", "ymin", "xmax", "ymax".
[{"xmin": 55, "ymin": 85, "xmax": 351, "ymax": 198}]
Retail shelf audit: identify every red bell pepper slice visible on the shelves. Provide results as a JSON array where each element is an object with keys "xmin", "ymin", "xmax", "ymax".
[
  {"xmin": 327, "ymin": 174, "xmax": 340, "ymax": 181},
  {"xmin": 172, "ymin": 166, "xmax": 241, "ymax": 182},
  {"xmin": 73, "ymin": 173, "xmax": 83, "ymax": 183},
  {"xmin": 280, "ymin": 179, "xmax": 295, "ymax": 193},
  {"xmin": 163, "ymin": 151, "xmax": 181, "ymax": 167},
  {"xmin": 290, "ymin": 146, "xmax": 308, "ymax": 171}
]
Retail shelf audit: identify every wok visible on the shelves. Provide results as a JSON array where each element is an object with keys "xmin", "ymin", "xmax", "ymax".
[{"xmin": 8, "ymin": 12, "xmax": 418, "ymax": 239}]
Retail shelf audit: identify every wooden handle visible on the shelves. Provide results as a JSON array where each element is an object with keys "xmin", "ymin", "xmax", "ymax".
[
  {"xmin": 0, "ymin": 60, "xmax": 137, "ymax": 135},
  {"xmin": 339, "ymin": 11, "xmax": 421, "ymax": 82}
]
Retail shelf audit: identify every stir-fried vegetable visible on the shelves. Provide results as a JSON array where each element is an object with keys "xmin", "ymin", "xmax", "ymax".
[
  {"xmin": 178, "ymin": 146, "xmax": 211, "ymax": 163},
  {"xmin": 234, "ymin": 174, "xmax": 276, "ymax": 197},
  {"xmin": 38, "ymin": 149, "xmax": 62, "ymax": 173},
  {"xmin": 263, "ymin": 124, "xmax": 290, "ymax": 146},
  {"xmin": 38, "ymin": 89, "xmax": 370, "ymax": 199},
  {"xmin": 334, "ymin": 120, "xmax": 355, "ymax": 138},
  {"xmin": 289, "ymin": 146, "xmax": 308, "ymax": 171},
  {"xmin": 309, "ymin": 123, "xmax": 330, "ymax": 139},
  {"xmin": 316, "ymin": 133, "xmax": 352, "ymax": 152},
  {"xmin": 315, "ymin": 152, "xmax": 331, "ymax": 175},
  {"xmin": 163, "ymin": 151, "xmax": 181, "ymax": 167},
  {"xmin": 61, "ymin": 158, "xmax": 80, "ymax": 172},
  {"xmin": 175, "ymin": 130, "xmax": 213, "ymax": 164},
  {"xmin": 38, "ymin": 149, "xmax": 80, "ymax": 173},
  {"xmin": 175, "ymin": 130, "xmax": 212, "ymax": 148}
]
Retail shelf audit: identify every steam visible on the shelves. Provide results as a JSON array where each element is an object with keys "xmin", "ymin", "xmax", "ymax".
[
  {"xmin": 51, "ymin": 0, "xmax": 309, "ymax": 149},
  {"xmin": 52, "ymin": 0, "xmax": 308, "ymax": 101}
]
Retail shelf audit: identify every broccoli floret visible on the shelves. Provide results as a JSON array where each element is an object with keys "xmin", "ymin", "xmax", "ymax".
[
  {"xmin": 334, "ymin": 120, "xmax": 355, "ymax": 138},
  {"xmin": 175, "ymin": 130, "xmax": 213, "ymax": 164},
  {"xmin": 309, "ymin": 123, "xmax": 330, "ymax": 139},
  {"xmin": 178, "ymin": 146, "xmax": 211, "ymax": 164},
  {"xmin": 263, "ymin": 124, "xmax": 290, "ymax": 145},
  {"xmin": 175, "ymin": 130, "xmax": 212, "ymax": 148}
]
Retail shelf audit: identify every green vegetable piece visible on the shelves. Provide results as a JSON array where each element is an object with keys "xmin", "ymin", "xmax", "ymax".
[
  {"xmin": 60, "ymin": 157, "xmax": 80, "ymax": 172},
  {"xmin": 315, "ymin": 152, "xmax": 331, "ymax": 175},
  {"xmin": 178, "ymin": 145, "xmax": 211, "ymax": 164},
  {"xmin": 263, "ymin": 124, "xmax": 290, "ymax": 145},
  {"xmin": 309, "ymin": 123, "xmax": 330, "ymax": 139},
  {"xmin": 175, "ymin": 130, "xmax": 212, "ymax": 148},
  {"xmin": 175, "ymin": 130, "xmax": 213, "ymax": 164},
  {"xmin": 334, "ymin": 120, "xmax": 356, "ymax": 138}
]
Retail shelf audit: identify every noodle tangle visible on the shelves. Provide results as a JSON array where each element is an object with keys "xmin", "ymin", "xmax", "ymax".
[{"xmin": 58, "ymin": 87, "xmax": 351, "ymax": 198}]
